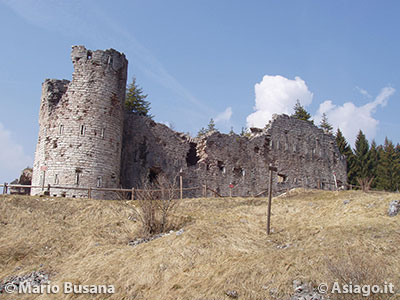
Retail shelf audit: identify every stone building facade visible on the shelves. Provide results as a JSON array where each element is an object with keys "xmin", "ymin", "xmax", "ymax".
[{"xmin": 32, "ymin": 46, "xmax": 347, "ymax": 199}]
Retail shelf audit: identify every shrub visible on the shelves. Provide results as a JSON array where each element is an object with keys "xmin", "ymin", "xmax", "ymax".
[{"xmin": 131, "ymin": 174, "xmax": 181, "ymax": 236}]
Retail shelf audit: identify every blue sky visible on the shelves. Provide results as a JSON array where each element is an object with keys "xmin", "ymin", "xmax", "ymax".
[{"xmin": 1, "ymin": 0, "xmax": 400, "ymax": 183}]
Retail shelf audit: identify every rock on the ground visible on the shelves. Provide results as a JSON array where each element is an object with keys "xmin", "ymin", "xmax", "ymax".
[
  {"xmin": 128, "ymin": 233, "xmax": 165, "ymax": 247},
  {"xmin": 290, "ymin": 280, "xmax": 326, "ymax": 300},
  {"xmin": 0, "ymin": 270, "xmax": 49, "ymax": 294},
  {"xmin": 128, "ymin": 229, "xmax": 185, "ymax": 247},
  {"xmin": 388, "ymin": 200, "xmax": 400, "ymax": 217},
  {"xmin": 225, "ymin": 289, "xmax": 239, "ymax": 298}
]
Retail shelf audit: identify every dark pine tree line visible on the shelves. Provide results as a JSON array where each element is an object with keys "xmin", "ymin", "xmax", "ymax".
[{"xmin": 336, "ymin": 129, "xmax": 400, "ymax": 192}]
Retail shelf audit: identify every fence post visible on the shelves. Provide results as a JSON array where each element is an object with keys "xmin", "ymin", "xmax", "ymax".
[
  {"xmin": 179, "ymin": 169, "xmax": 183, "ymax": 200},
  {"xmin": 333, "ymin": 172, "xmax": 338, "ymax": 191},
  {"xmin": 180, "ymin": 175, "xmax": 183, "ymax": 200},
  {"xmin": 42, "ymin": 171, "xmax": 46, "ymax": 191},
  {"xmin": 88, "ymin": 187, "xmax": 92, "ymax": 199},
  {"xmin": 3, "ymin": 183, "xmax": 7, "ymax": 194},
  {"xmin": 267, "ymin": 164, "xmax": 277, "ymax": 235},
  {"xmin": 131, "ymin": 188, "xmax": 135, "ymax": 200},
  {"xmin": 47, "ymin": 184, "xmax": 51, "ymax": 195}
]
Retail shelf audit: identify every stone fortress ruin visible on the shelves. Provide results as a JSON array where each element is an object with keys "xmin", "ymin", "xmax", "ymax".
[{"xmin": 31, "ymin": 46, "xmax": 347, "ymax": 199}]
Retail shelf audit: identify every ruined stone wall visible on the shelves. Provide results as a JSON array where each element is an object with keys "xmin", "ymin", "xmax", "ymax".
[
  {"xmin": 32, "ymin": 46, "xmax": 346, "ymax": 200},
  {"xmin": 31, "ymin": 46, "xmax": 128, "ymax": 198},
  {"xmin": 264, "ymin": 114, "xmax": 347, "ymax": 193},
  {"xmin": 121, "ymin": 114, "xmax": 347, "ymax": 197},
  {"xmin": 121, "ymin": 114, "xmax": 190, "ymax": 188}
]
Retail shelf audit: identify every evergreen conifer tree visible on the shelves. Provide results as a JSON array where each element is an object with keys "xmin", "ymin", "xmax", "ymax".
[
  {"xmin": 335, "ymin": 128, "xmax": 356, "ymax": 184},
  {"xmin": 196, "ymin": 127, "xmax": 207, "ymax": 137},
  {"xmin": 353, "ymin": 130, "xmax": 374, "ymax": 190},
  {"xmin": 353, "ymin": 130, "xmax": 371, "ymax": 178},
  {"xmin": 207, "ymin": 118, "xmax": 216, "ymax": 132},
  {"xmin": 125, "ymin": 77, "xmax": 152, "ymax": 117},
  {"xmin": 197, "ymin": 119, "xmax": 217, "ymax": 137},
  {"xmin": 376, "ymin": 138, "xmax": 400, "ymax": 191},
  {"xmin": 368, "ymin": 140, "xmax": 379, "ymax": 188},
  {"xmin": 320, "ymin": 113, "xmax": 333, "ymax": 134},
  {"xmin": 292, "ymin": 100, "xmax": 313, "ymax": 124}
]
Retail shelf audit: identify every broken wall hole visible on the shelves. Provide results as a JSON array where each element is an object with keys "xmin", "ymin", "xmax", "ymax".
[
  {"xmin": 186, "ymin": 142, "xmax": 199, "ymax": 167},
  {"xmin": 233, "ymin": 167, "xmax": 244, "ymax": 178},
  {"xmin": 277, "ymin": 173, "xmax": 287, "ymax": 183},
  {"xmin": 148, "ymin": 167, "xmax": 162, "ymax": 183}
]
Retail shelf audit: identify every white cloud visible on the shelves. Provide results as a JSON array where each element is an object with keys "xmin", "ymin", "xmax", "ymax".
[
  {"xmin": 159, "ymin": 121, "xmax": 170, "ymax": 126},
  {"xmin": 215, "ymin": 107, "xmax": 232, "ymax": 123},
  {"xmin": 246, "ymin": 75, "xmax": 313, "ymax": 128},
  {"xmin": 158, "ymin": 121, "xmax": 180, "ymax": 131},
  {"xmin": 356, "ymin": 86, "xmax": 371, "ymax": 98},
  {"xmin": 0, "ymin": 122, "xmax": 33, "ymax": 183},
  {"xmin": 314, "ymin": 86, "xmax": 395, "ymax": 146}
]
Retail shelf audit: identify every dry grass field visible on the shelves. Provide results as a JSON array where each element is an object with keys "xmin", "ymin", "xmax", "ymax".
[{"xmin": 0, "ymin": 189, "xmax": 399, "ymax": 299}]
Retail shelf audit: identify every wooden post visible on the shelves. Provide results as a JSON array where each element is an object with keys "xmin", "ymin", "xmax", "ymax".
[
  {"xmin": 131, "ymin": 188, "xmax": 135, "ymax": 200},
  {"xmin": 180, "ymin": 175, "xmax": 183, "ymax": 200},
  {"xmin": 179, "ymin": 169, "xmax": 183, "ymax": 200},
  {"xmin": 42, "ymin": 171, "xmax": 46, "ymax": 191},
  {"xmin": 88, "ymin": 187, "xmax": 92, "ymax": 199},
  {"xmin": 47, "ymin": 184, "xmax": 51, "ymax": 195},
  {"xmin": 40, "ymin": 166, "xmax": 48, "ymax": 191},
  {"xmin": 267, "ymin": 164, "xmax": 277, "ymax": 235},
  {"xmin": 333, "ymin": 172, "xmax": 338, "ymax": 191},
  {"xmin": 3, "ymin": 183, "xmax": 7, "ymax": 194}
]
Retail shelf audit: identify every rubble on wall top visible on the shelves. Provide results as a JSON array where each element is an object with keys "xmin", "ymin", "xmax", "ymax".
[{"xmin": 71, "ymin": 45, "xmax": 128, "ymax": 70}]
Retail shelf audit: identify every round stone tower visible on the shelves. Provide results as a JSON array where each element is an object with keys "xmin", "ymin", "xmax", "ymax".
[{"xmin": 31, "ymin": 46, "xmax": 128, "ymax": 199}]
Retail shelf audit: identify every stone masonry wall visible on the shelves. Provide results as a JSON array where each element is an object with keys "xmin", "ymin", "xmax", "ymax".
[
  {"xmin": 31, "ymin": 46, "xmax": 128, "ymax": 199},
  {"xmin": 32, "ymin": 46, "xmax": 346, "ymax": 200},
  {"xmin": 121, "ymin": 114, "xmax": 347, "ymax": 197},
  {"xmin": 121, "ymin": 113, "xmax": 191, "ymax": 189}
]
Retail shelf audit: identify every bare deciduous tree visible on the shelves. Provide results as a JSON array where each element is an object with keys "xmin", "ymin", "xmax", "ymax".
[{"xmin": 131, "ymin": 174, "xmax": 181, "ymax": 236}]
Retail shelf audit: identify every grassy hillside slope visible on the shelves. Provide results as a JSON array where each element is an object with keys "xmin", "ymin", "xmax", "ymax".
[{"xmin": 0, "ymin": 190, "xmax": 399, "ymax": 299}]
